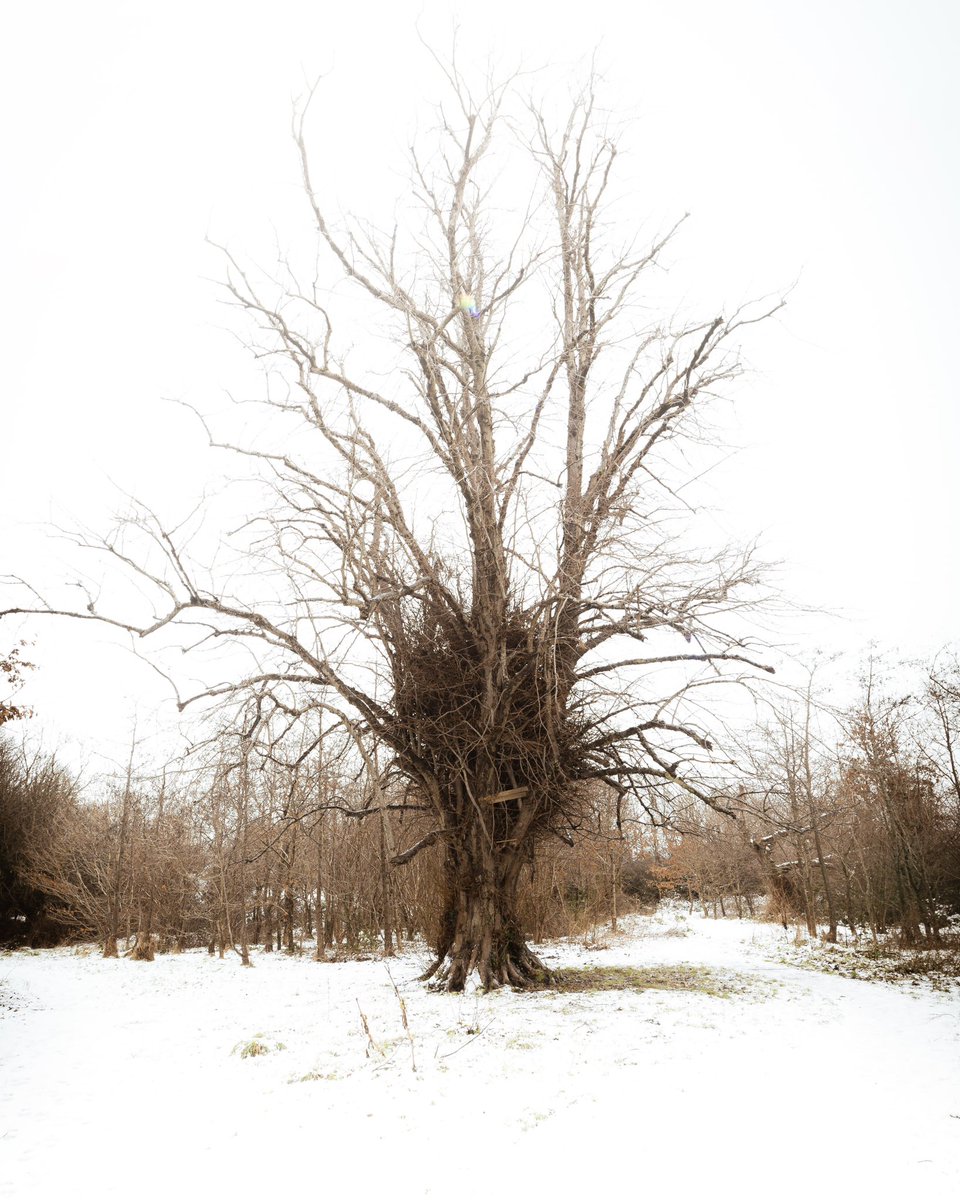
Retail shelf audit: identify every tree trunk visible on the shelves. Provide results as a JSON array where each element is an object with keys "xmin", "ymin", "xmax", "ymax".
[
  {"xmin": 238, "ymin": 746, "xmax": 251, "ymax": 967},
  {"xmin": 810, "ymin": 824, "xmax": 838, "ymax": 943},
  {"xmin": 421, "ymin": 833, "xmax": 550, "ymax": 992},
  {"xmin": 379, "ymin": 807, "xmax": 394, "ymax": 958},
  {"xmin": 262, "ymin": 883, "xmax": 275, "ymax": 951},
  {"xmin": 104, "ymin": 729, "xmax": 136, "ymax": 958},
  {"xmin": 132, "ymin": 778, "xmax": 165, "ymax": 962},
  {"xmin": 314, "ymin": 816, "xmax": 325, "ymax": 962},
  {"xmin": 282, "ymin": 887, "xmax": 295, "ymax": 953},
  {"xmin": 324, "ymin": 841, "xmax": 336, "ymax": 950},
  {"xmin": 251, "ymin": 885, "xmax": 262, "ymax": 945},
  {"xmin": 130, "ymin": 913, "xmax": 155, "ymax": 961}
]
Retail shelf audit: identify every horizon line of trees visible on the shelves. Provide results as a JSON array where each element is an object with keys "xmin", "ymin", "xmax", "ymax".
[
  {"xmin": 3, "ymin": 649, "xmax": 959, "ymax": 957},
  {"xmin": 661, "ymin": 654, "xmax": 960, "ymax": 943},
  {"xmin": 0, "ymin": 725, "xmax": 661, "ymax": 956}
]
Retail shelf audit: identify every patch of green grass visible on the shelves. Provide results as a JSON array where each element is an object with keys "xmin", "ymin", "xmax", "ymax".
[{"xmin": 534, "ymin": 964, "xmax": 741, "ymax": 997}]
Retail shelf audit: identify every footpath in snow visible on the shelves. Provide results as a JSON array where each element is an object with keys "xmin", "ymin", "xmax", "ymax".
[{"xmin": 1, "ymin": 909, "xmax": 958, "ymax": 1199}]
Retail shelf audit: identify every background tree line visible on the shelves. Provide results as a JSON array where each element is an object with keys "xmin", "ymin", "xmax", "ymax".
[
  {"xmin": 0, "ymin": 721, "xmax": 660, "ymax": 955},
  {"xmin": 3, "ymin": 648, "xmax": 959, "ymax": 957},
  {"xmin": 659, "ymin": 653, "xmax": 960, "ymax": 943}
]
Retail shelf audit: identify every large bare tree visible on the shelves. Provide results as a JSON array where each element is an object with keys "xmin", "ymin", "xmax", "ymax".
[{"xmin": 3, "ymin": 68, "xmax": 779, "ymax": 989}]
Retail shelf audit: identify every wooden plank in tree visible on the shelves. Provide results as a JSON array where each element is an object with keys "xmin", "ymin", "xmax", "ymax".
[{"xmin": 480, "ymin": 786, "xmax": 528, "ymax": 805}]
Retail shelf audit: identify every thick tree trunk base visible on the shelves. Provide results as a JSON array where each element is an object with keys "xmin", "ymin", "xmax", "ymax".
[
  {"xmin": 424, "ymin": 837, "xmax": 554, "ymax": 991},
  {"xmin": 420, "ymin": 916, "xmax": 554, "ymax": 992},
  {"xmin": 421, "ymin": 945, "xmax": 553, "ymax": 992},
  {"xmin": 129, "ymin": 937, "xmax": 154, "ymax": 961}
]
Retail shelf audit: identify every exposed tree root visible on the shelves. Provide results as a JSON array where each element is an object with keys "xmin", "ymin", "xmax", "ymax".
[{"xmin": 421, "ymin": 939, "xmax": 555, "ymax": 992}]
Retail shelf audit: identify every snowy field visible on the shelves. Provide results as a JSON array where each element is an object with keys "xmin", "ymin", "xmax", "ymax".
[{"xmin": 2, "ymin": 909, "xmax": 958, "ymax": 1199}]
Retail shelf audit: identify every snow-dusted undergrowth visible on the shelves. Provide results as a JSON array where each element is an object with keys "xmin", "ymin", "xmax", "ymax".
[{"xmin": 1, "ymin": 909, "xmax": 958, "ymax": 1198}]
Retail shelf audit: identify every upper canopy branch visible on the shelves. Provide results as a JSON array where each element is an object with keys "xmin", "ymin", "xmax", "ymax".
[{"xmin": 2, "ymin": 66, "xmax": 782, "ymax": 841}]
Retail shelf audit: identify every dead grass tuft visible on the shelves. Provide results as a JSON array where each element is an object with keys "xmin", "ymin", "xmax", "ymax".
[
  {"xmin": 780, "ymin": 938, "xmax": 960, "ymax": 990},
  {"xmin": 531, "ymin": 964, "xmax": 741, "ymax": 996},
  {"xmin": 233, "ymin": 1036, "xmax": 285, "ymax": 1058}
]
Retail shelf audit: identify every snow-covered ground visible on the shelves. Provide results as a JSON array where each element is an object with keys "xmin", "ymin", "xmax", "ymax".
[{"xmin": 2, "ymin": 909, "xmax": 958, "ymax": 1199}]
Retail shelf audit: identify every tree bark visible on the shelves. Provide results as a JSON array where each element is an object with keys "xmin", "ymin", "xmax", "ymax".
[
  {"xmin": 379, "ymin": 806, "xmax": 394, "ymax": 958},
  {"xmin": 421, "ymin": 823, "xmax": 550, "ymax": 992},
  {"xmin": 238, "ymin": 744, "xmax": 251, "ymax": 966},
  {"xmin": 314, "ymin": 817, "xmax": 325, "ymax": 962}
]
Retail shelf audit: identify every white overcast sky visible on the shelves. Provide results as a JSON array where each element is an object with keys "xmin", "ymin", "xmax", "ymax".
[{"xmin": 2, "ymin": 0, "xmax": 958, "ymax": 771}]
